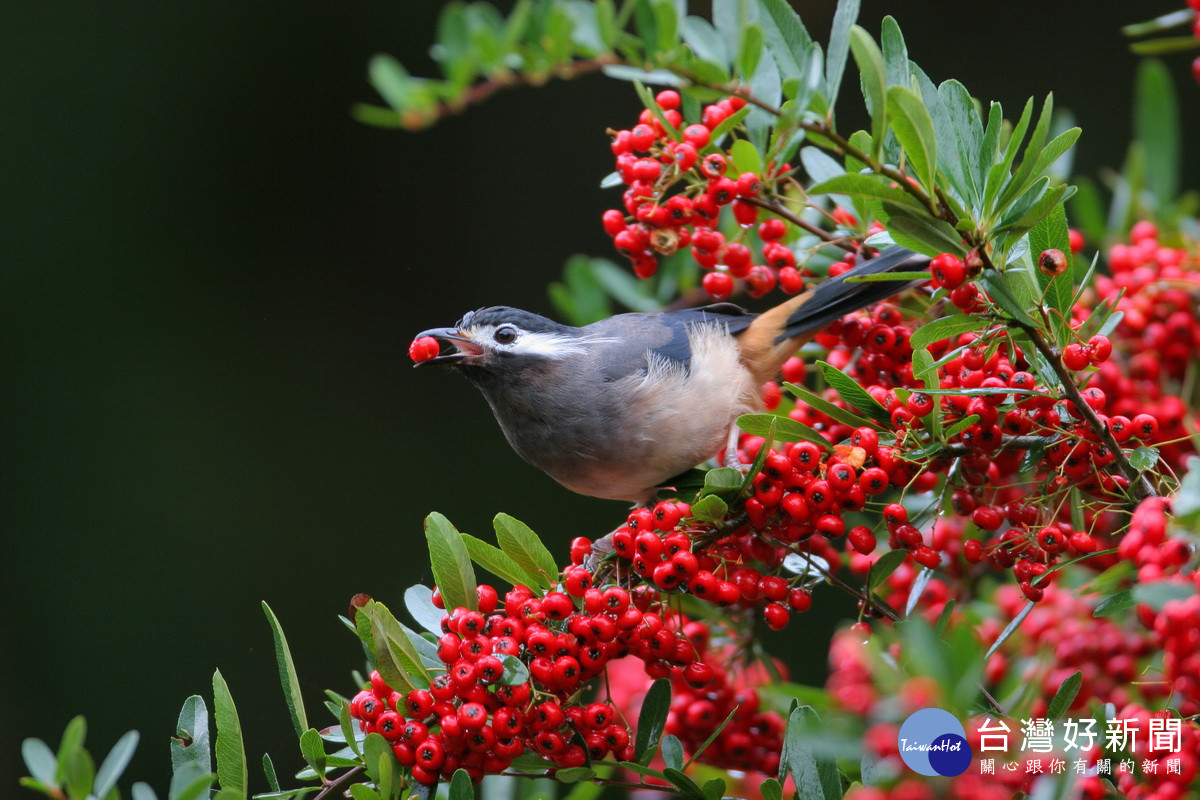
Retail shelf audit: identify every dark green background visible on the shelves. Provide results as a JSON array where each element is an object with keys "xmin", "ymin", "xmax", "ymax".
[{"xmin": 4, "ymin": 0, "xmax": 1197, "ymax": 794}]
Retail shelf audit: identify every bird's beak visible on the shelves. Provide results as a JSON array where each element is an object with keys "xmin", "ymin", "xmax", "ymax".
[{"xmin": 413, "ymin": 327, "xmax": 486, "ymax": 367}]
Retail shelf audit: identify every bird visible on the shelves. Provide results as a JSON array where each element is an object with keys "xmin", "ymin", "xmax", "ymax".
[{"xmin": 414, "ymin": 245, "xmax": 928, "ymax": 505}]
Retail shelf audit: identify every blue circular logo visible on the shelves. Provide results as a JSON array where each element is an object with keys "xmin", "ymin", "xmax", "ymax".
[{"xmin": 896, "ymin": 708, "xmax": 972, "ymax": 776}]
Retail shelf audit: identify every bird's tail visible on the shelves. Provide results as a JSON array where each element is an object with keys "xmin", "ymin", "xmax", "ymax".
[{"xmin": 737, "ymin": 245, "xmax": 929, "ymax": 384}]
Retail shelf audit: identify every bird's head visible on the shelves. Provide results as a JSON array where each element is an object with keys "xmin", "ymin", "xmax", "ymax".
[{"xmin": 413, "ymin": 306, "xmax": 585, "ymax": 379}]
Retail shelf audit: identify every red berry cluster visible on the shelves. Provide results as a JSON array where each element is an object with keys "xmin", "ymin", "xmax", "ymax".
[
  {"xmin": 349, "ymin": 581, "xmax": 730, "ymax": 786},
  {"xmin": 601, "ymin": 90, "xmax": 817, "ymax": 300},
  {"xmin": 575, "ymin": 495, "xmax": 820, "ymax": 632}
]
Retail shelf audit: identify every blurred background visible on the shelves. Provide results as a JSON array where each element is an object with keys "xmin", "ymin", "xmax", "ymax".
[{"xmin": 4, "ymin": 0, "xmax": 1198, "ymax": 793}]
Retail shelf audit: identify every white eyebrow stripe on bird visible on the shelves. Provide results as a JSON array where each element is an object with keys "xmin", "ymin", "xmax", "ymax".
[{"xmin": 469, "ymin": 325, "xmax": 611, "ymax": 359}]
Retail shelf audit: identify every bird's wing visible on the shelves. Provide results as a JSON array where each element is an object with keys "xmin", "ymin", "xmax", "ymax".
[{"xmin": 583, "ymin": 304, "xmax": 756, "ymax": 381}]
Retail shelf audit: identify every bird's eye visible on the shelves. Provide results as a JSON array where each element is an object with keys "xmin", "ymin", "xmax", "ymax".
[{"xmin": 493, "ymin": 326, "xmax": 517, "ymax": 344}]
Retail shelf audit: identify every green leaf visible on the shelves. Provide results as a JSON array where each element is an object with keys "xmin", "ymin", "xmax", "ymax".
[
  {"xmin": 985, "ymin": 599, "xmax": 1034, "ymax": 659},
  {"xmin": 825, "ymin": 0, "xmax": 860, "ymax": 105},
  {"xmin": 909, "ymin": 314, "xmax": 990, "ymax": 352},
  {"xmin": 808, "ymin": 173, "xmax": 917, "ymax": 208},
  {"xmin": 760, "ymin": 777, "xmax": 784, "ymax": 800},
  {"xmin": 461, "ymin": 533, "xmax": 537, "ymax": 589},
  {"xmin": 848, "ymin": 26, "xmax": 887, "ymax": 161},
  {"xmin": 663, "ymin": 767, "xmax": 706, "ymax": 798},
  {"xmin": 493, "ymin": 653, "xmax": 530, "ymax": 686},
  {"xmin": 702, "ymin": 778, "xmax": 726, "ymax": 800},
  {"xmin": 703, "ymin": 466, "xmax": 745, "ymax": 494},
  {"xmin": 602, "ymin": 64, "xmax": 685, "ymax": 86},
  {"xmin": 738, "ymin": 413, "xmax": 833, "ymax": 450},
  {"xmin": 995, "ymin": 94, "xmax": 1055, "ymax": 214},
  {"xmin": 867, "ymin": 549, "xmax": 907, "ymax": 593},
  {"xmin": 22, "ymin": 739, "xmax": 58, "ymax": 788},
  {"xmin": 494, "ymin": 512, "xmax": 557, "ymax": 591},
  {"xmin": 348, "ymin": 785, "xmax": 383, "ymax": 800},
  {"xmin": 425, "ymin": 512, "xmax": 478, "ymax": 611},
  {"xmin": 737, "ymin": 22, "xmax": 764, "ymax": 79},
  {"xmin": 261, "ymin": 602, "xmax": 308, "ymax": 740},
  {"xmin": 448, "ymin": 768, "xmax": 474, "ymax": 800},
  {"xmin": 131, "ymin": 783, "xmax": 159, "ymax": 800},
  {"xmin": 171, "ymin": 696, "xmax": 212, "ymax": 778},
  {"xmin": 977, "ymin": 271, "xmax": 1036, "ymax": 326},
  {"xmin": 755, "ymin": 0, "xmax": 816, "ymax": 79},
  {"xmin": 1134, "ymin": 59, "xmax": 1180, "ymax": 209},
  {"xmin": 880, "ymin": 203, "xmax": 967, "ymax": 257},
  {"xmin": 367, "ymin": 54, "xmax": 411, "ymax": 110},
  {"xmin": 690, "ymin": 493, "xmax": 729, "ymax": 523},
  {"xmin": 1047, "ymin": 671, "xmax": 1083, "ymax": 720},
  {"xmin": 879, "ymin": 16, "xmax": 909, "ymax": 87},
  {"xmin": 338, "ymin": 701, "xmax": 362, "ymax": 760},
  {"xmin": 681, "ymin": 16, "xmax": 730, "ymax": 66},
  {"xmin": 404, "ymin": 583, "xmax": 446, "ymax": 634},
  {"xmin": 55, "ymin": 716, "xmax": 87, "ymax": 787},
  {"xmin": 661, "ymin": 735, "xmax": 684, "ymax": 770},
  {"xmin": 299, "ymin": 729, "xmax": 326, "ymax": 776},
  {"xmin": 1173, "ymin": 457, "xmax": 1200, "ymax": 524},
  {"xmin": 817, "ymin": 361, "xmax": 891, "ymax": 425},
  {"xmin": 169, "ymin": 767, "xmax": 214, "ymax": 800},
  {"xmin": 784, "ymin": 382, "xmax": 874, "ymax": 430},
  {"xmin": 1134, "ymin": 581, "xmax": 1197, "ymax": 610},
  {"xmin": 779, "ymin": 706, "xmax": 841, "ymax": 800},
  {"xmin": 589, "ymin": 258, "xmax": 663, "ymax": 312},
  {"xmin": 1128, "ymin": 446, "xmax": 1160, "ymax": 472},
  {"xmin": 361, "ymin": 733, "xmax": 389, "ymax": 783},
  {"xmin": 94, "ymin": 730, "xmax": 139, "ymax": 799},
  {"xmin": 262, "ymin": 753, "xmax": 280, "ymax": 793},
  {"xmin": 685, "ymin": 706, "xmax": 740, "ymax": 769},
  {"xmin": 1093, "ymin": 589, "xmax": 1135, "ymax": 618},
  {"xmin": 886, "ymin": 86, "xmax": 937, "ymax": 194},
  {"xmin": 358, "ymin": 599, "xmax": 431, "ymax": 694},
  {"xmin": 636, "ymin": 679, "xmax": 672, "ymax": 764},
  {"xmin": 730, "ymin": 138, "xmax": 764, "ymax": 177},
  {"xmin": 212, "ymin": 670, "xmax": 247, "ymax": 800},
  {"xmin": 1129, "ymin": 35, "xmax": 1200, "ymax": 56}
]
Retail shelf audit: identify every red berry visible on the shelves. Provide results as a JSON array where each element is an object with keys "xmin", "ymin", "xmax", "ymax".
[
  {"xmin": 1038, "ymin": 248, "xmax": 1069, "ymax": 276},
  {"xmin": 683, "ymin": 124, "xmax": 711, "ymax": 148},
  {"xmin": 735, "ymin": 172, "xmax": 761, "ymax": 197},
  {"xmin": 929, "ymin": 253, "xmax": 966, "ymax": 289},
  {"xmin": 409, "ymin": 336, "xmax": 441, "ymax": 363},
  {"xmin": 758, "ymin": 218, "xmax": 786, "ymax": 241},
  {"xmin": 700, "ymin": 153, "xmax": 727, "ymax": 179},
  {"xmin": 702, "ymin": 271, "xmax": 734, "ymax": 301},
  {"xmin": 763, "ymin": 602, "xmax": 790, "ymax": 630},
  {"xmin": 655, "ymin": 89, "xmax": 681, "ymax": 110},
  {"xmin": 1131, "ymin": 413, "xmax": 1159, "ymax": 441},
  {"xmin": 1062, "ymin": 343, "xmax": 1090, "ymax": 371}
]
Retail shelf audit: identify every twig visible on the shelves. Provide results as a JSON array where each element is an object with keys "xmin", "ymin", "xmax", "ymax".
[
  {"xmin": 313, "ymin": 766, "xmax": 365, "ymax": 800},
  {"xmin": 741, "ymin": 196, "xmax": 858, "ymax": 254}
]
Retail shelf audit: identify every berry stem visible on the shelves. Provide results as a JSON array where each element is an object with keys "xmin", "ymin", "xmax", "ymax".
[
  {"xmin": 740, "ymin": 196, "xmax": 858, "ymax": 253},
  {"xmin": 1015, "ymin": 321, "xmax": 1157, "ymax": 499}
]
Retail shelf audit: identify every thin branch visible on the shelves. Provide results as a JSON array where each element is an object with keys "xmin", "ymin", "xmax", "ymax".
[
  {"xmin": 742, "ymin": 196, "xmax": 858, "ymax": 253},
  {"xmin": 313, "ymin": 766, "xmax": 365, "ymax": 800}
]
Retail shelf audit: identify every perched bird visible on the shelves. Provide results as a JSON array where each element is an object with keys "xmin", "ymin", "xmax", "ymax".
[{"xmin": 414, "ymin": 246, "xmax": 927, "ymax": 504}]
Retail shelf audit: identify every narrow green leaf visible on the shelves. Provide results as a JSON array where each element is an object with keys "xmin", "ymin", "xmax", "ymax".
[
  {"xmin": 299, "ymin": 729, "xmax": 326, "ymax": 776},
  {"xmin": 367, "ymin": 54, "xmax": 410, "ymax": 110},
  {"xmin": 848, "ymin": 26, "xmax": 887, "ymax": 161},
  {"xmin": 825, "ymin": 0, "xmax": 860, "ymax": 105},
  {"xmin": 737, "ymin": 22, "xmax": 764, "ymax": 79},
  {"xmin": 494, "ymin": 512, "xmax": 557, "ymax": 591},
  {"xmin": 171, "ymin": 696, "xmax": 212, "ymax": 778},
  {"xmin": 262, "ymin": 602, "xmax": 308, "ymax": 740},
  {"xmin": 996, "ymin": 93, "xmax": 1055, "ymax": 213},
  {"xmin": 977, "ymin": 271, "xmax": 1037, "ymax": 326},
  {"xmin": 1129, "ymin": 35, "xmax": 1200, "ymax": 56},
  {"xmin": 662, "ymin": 767, "xmax": 706, "ymax": 798},
  {"xmin": 338, "ymin": 701, "xmax": 363, "ymax": 760},
  {"xmin": 651, "ymin": 0, "xmax": 678, "ymax": 54},
  {"xmin": 601, "ymin": 64, "xmax": 685, "ymax": 86},
  {"xmin": 94, "ymin": 731, "xmax": 139, "ymax": 799},
  {"xmin": 867, "ymin": 549, "xmax": 907, "ymax": 592},
  {"xmin": 685, "ymin": 707, "xmax": 740, "ymax": 769},
  {"xmin": 461, "ymin": 533, "xmax": 537, "ymax": 589},
  {"xmin": 879, "ymin": 16, "xmax": 909, "ymax": 87},
  {"xmin": 681, "ymin": 16, "xmax": 730, "ymax": 66},
  {"xmin": 1134, "ymin": 581, "xmax": 1197, "ymax": 610},
  {"xmin": 359, "ymin": 599, "xmax": 431, "ymax": 694},
  {"xmin": 784, "ymin": 381, "xmax": 874, "ymax": 430},
  {"xmin": 425, "ymin": 512, "xmax": 478, "ymax": 611},
  {"xmin": 755, "ymin": 0, "xmax": 816, "ymax": 79},
  {"xmin": 909, "ymin": 314, "xmax": 990, "ymax": 352},
  {"xmin": 556, "ymin": 767, "xmax": 597, "ymax": 783},
  {"xmin": 985, "ymin": 599, "xmax": 1034, "ymax": 659},
  {"xmin": 212, "ymin": 670, "xmax": 247, "ymax": 800},
  {"xmin": 942, "ymin": 413, "xmax": 980, "ymax": 439},
  {"xmin": 880, "ymin": 203, "xmax": 967, "ymax": 257},
  {"xmin": 817, "ymin": 361, "xmax": 891, "ymax": 425},
  {"xmin": 361, "ymin": 733, "xmax": 389, "ymax": 783},
  {"xmin": 886, "ymin": 86, "xmax": 937, "ymax": 193},
  {"xmin": 636, "ymin": 679, "xmax": 672, "ymax": 764},
  {"xmin": 594, "ymin": 0, "xmax": 616, "ymax": 49},
  {"xmin": 55, "ymin": 716, "xmax": 87, "ymax": 787},
  {"xmin": 808, "ymin": 173, "xmax": 920, "ymax": 208},
  {"xmin": 348, "ymin": 785, "xmax": 383, "ymax": 800},
  {"xmin": 131, "ymin": 783, "xmax": 159, "ymax": 800},
  {"xmin": 262, "ymin": 753, "xmax": 280, "ymax": 793},
  {"xmin": 1047, "ymin": 671, "xmax": 1083, "ymax": 720},
  {"xmin": 169, "ymin": 768, "xmax": 214, "ymax": 800},
  {"xmin": 738, "ymin": 413, "xmax": 833, "ymax": 449},
  {"xmin": 22, "ymin": 739, "xmax": 58, "ymax": 788},
  {"xmin": 1134, "ymin": 58, "xmax": 1180, "ymax": 208},
  {"xmin": 63, "ymin": 749, "xmax": 93, "ymax": 800},
  {"xmin": 842, "ymin": 270, "xmax": 931, "ymax": 282},
  {"xmin": 404, "ymin": 584, "xmax": 446, "ymax": 634}
]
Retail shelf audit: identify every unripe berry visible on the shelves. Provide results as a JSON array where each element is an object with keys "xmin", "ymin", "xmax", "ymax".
[{"xmin": 1038, "ymin": 248, "xmax": 1069, "ymax": 276}]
